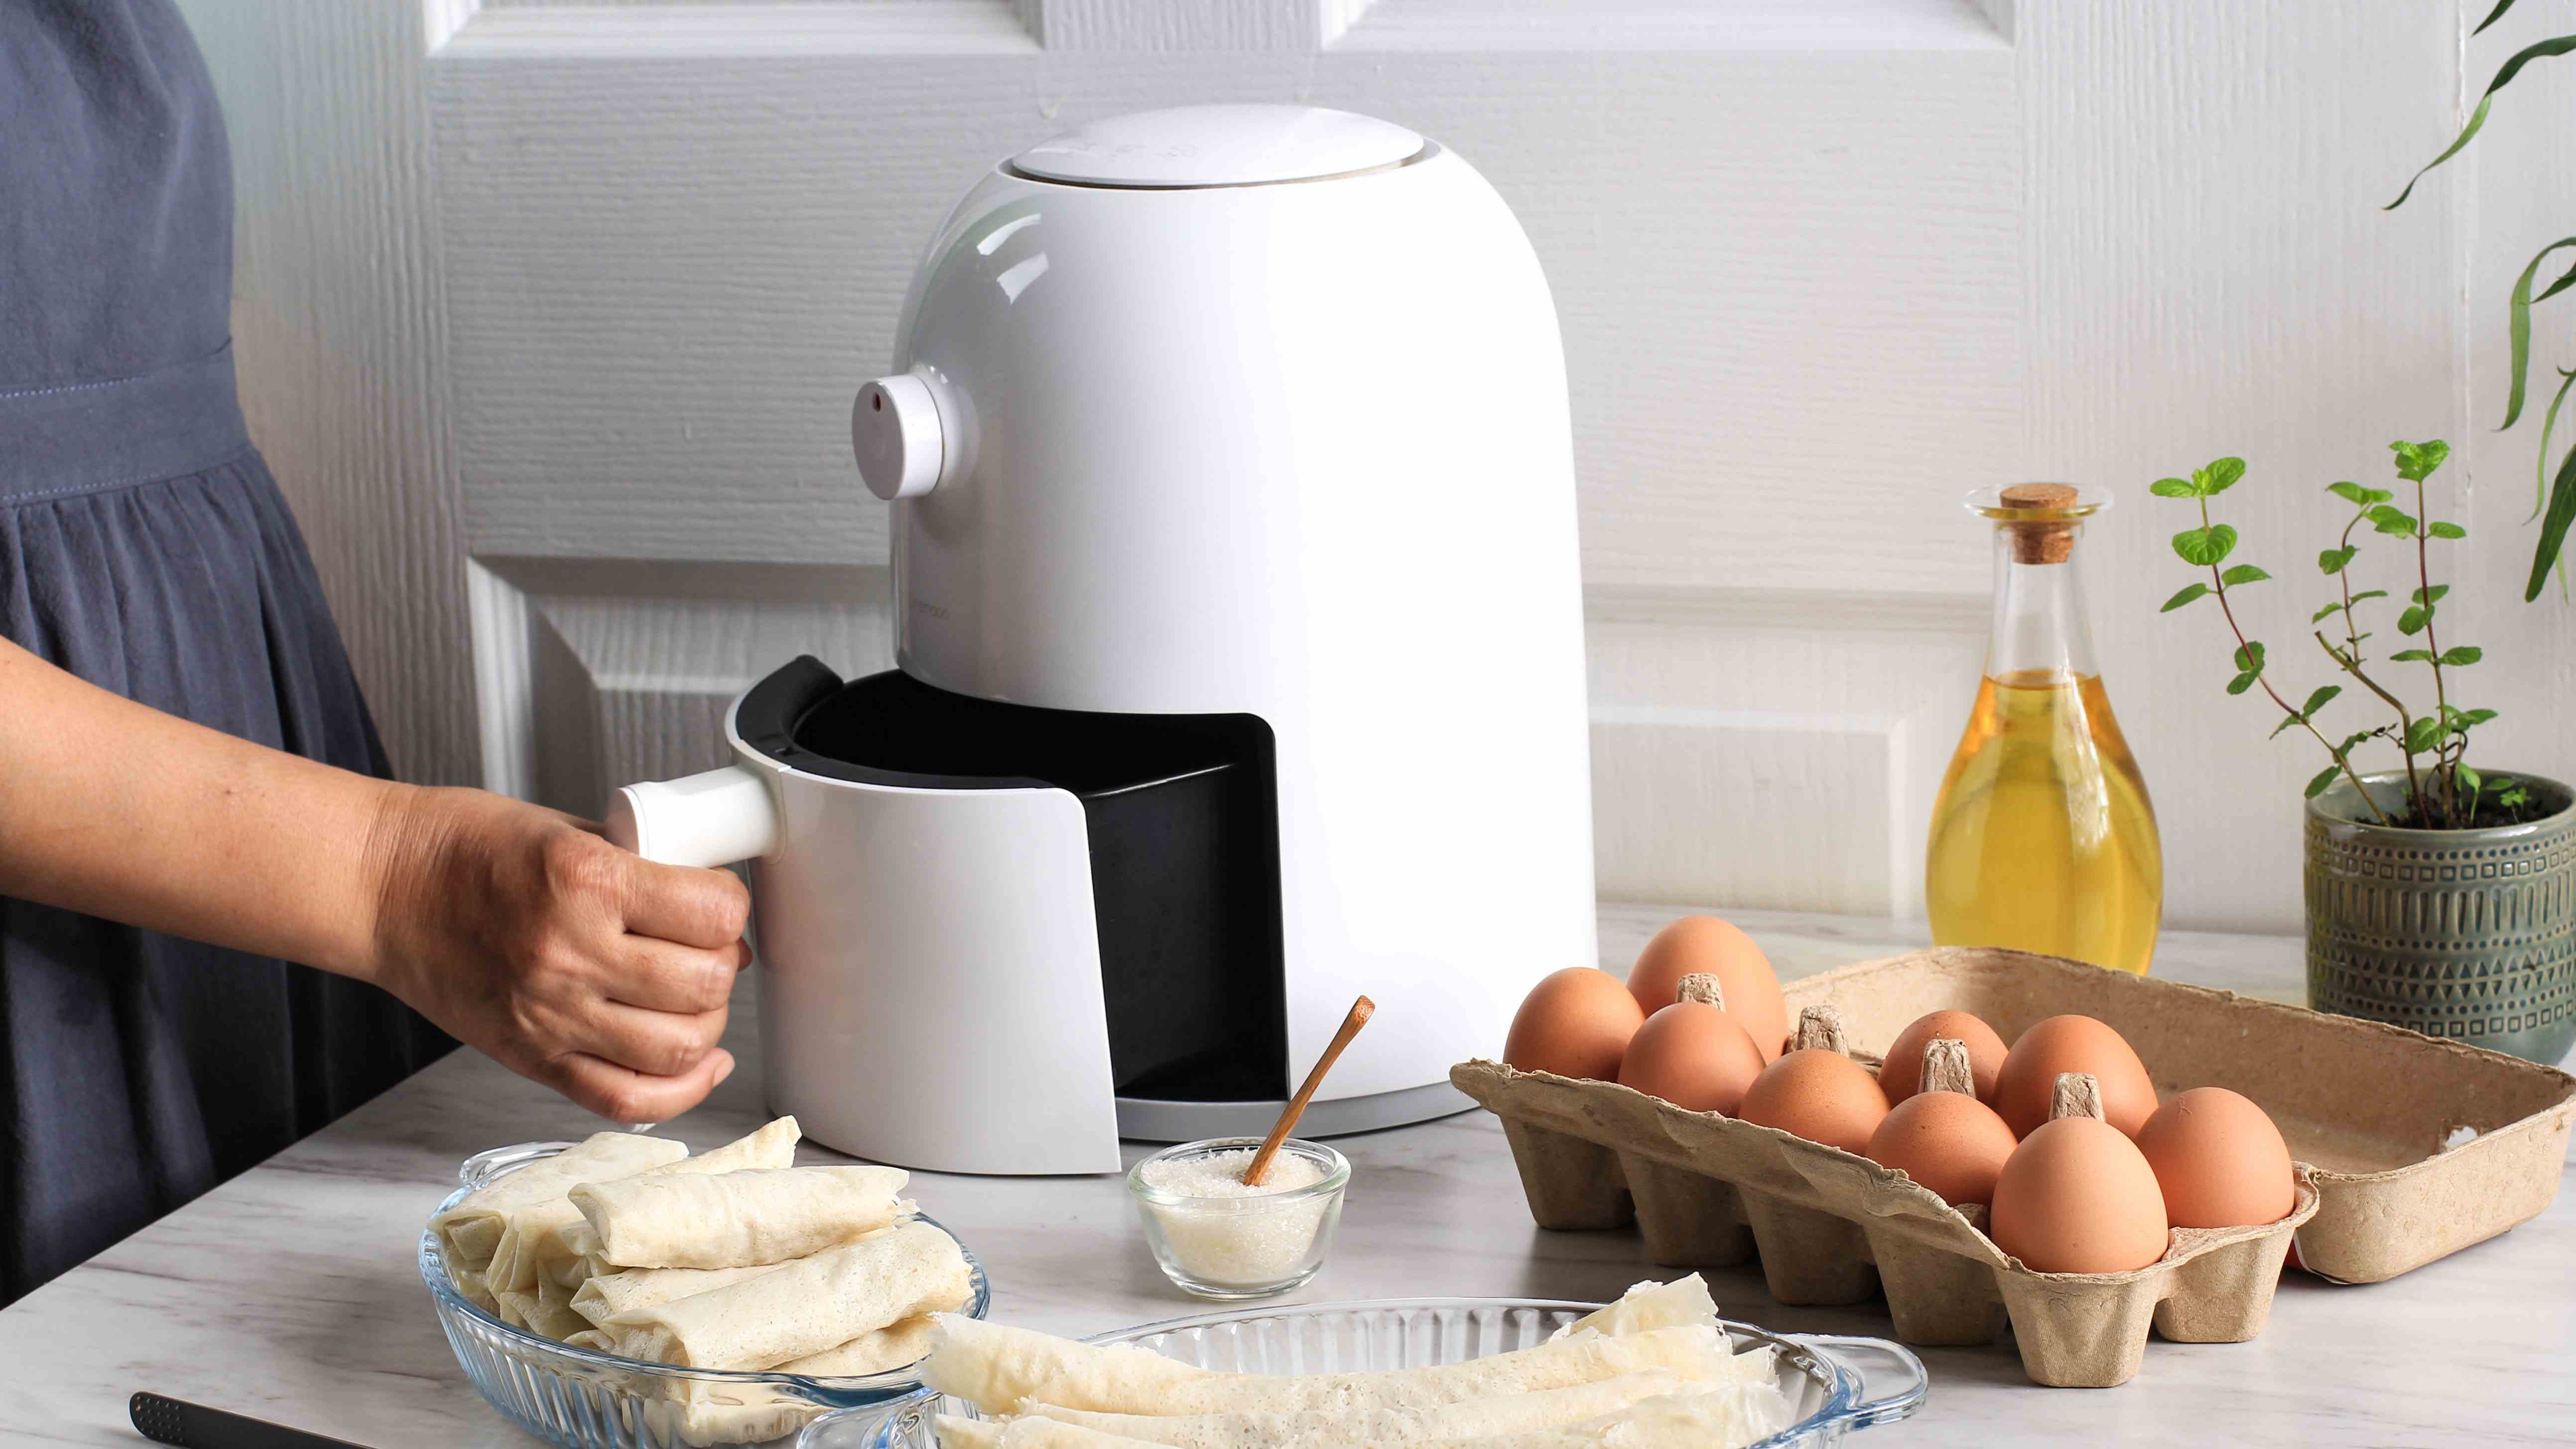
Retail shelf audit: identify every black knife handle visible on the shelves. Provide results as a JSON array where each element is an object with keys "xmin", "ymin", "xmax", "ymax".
[{"xmin": 129, "ymin": 1393, "xmax": 372, "ymax": 1449}]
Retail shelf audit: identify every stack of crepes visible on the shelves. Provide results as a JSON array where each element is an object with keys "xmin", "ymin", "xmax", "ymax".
[
  {"xmin": 921, "ymin": 1276, "xmax": 1793, "ymax": 1449},
  {"xmin": 431, "ymin": 1116, "xmax": 974, "ymax": 1383}
]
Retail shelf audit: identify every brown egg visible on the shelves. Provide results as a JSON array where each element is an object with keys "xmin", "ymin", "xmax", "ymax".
[
  {"xmin": 2136, "ymin": 1087, "xmax": 2298, "ymax": 1229},
  {"xmin": 1866, "ymin": 1089, "xmax": 2018, "ymax": 1206},
  {"xmin": 1737, "ymin": 1049, "xmax": 1890, "ymax": 1155},
  {"xmin": 1503, "ymin": 967, "xmax": 1646, "ymax": 1081},
  {"xmin": 1991, "ymin": 1115, "xmax": 2171, "ymax": 1273},
  {"xmin": 1627, "ymin": 916, "xmax": 1789, "ymax": 1062},
  {"xmin": 1879, "ymin": 1009, "xmax": 2008, "ymax": 1106},
  {"xmin": 1617, "ymin": 997, "xmax": 1767, "ymax": 1114},
  {"xmin": 1994, "ymin": 1015, "xmax": 2158, "ymax": 1137}
]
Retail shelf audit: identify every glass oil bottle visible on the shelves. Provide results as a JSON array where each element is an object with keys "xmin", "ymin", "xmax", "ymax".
[{"xmin": 1925, "ymin": 484, "xmax": 2163, "ymax": 975}]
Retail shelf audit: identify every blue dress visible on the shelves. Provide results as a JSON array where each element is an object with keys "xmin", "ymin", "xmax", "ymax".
[{"xmin": 0, "ymin": 0, "xmax": 450, "ymax": 1304}]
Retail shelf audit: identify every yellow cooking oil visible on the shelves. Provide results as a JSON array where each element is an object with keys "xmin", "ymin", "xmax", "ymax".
[{"xmin": 1926, "ymin": 669, "xmax": 2161, "ymax": 975}]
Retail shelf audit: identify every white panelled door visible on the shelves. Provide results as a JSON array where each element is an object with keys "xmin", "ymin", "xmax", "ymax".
[{"xmin": 197, "ymin": 1, "xmax": 2513, "ymax": 934}]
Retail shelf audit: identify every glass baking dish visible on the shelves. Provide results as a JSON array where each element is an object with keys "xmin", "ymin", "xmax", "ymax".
[
  {"xmin": 423, "ymin": 1140, "xmax": 991, "ymax": 1449},
  {"xmin": 796, "ymin": 1297, "xmax": 1924, "ymax": 1449}
]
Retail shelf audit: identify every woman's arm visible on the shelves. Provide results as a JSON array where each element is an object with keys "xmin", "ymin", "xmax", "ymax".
[{"xmin": 0, "ymin": 637, "xmax": 750, "ymax": 1122}]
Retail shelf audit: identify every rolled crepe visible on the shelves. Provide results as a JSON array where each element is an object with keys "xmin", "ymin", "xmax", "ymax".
[
  {"xmin": 923, "ymin": 1322, "xmax": 1736, "ymax": 1418},
  {"xmin": 1551, "ymin": 1275, "xmax": 1718, "ymax": 1340},
  {"xmin": 571, "ymin": 1262, "xmax": 788, "ymax": 1328},
  {"xmin": 937, "ymin": 1420, "xmax": 1145, "ymax": 1449},
  {"xmin": 1021, "ymin": 1371, "xmax": 1691, "ymax": 1448},
  {"xmin": 1427, "ymin": 1379, "xmax": 1793, "ymax": 1449},
  {"xmin": 434, "ymin": 1131, "xmax": 686, "ymax": 1272},
  {"xmin": 593, "ymin": 1218, "xmax": 971, "ymax": 1370},
  {"xmin": 571, "ymin": 1165, "xmax": 910, "ymax": 1270},
  {"xmin": 773, "ymin": 1316, "xmax": 938, "ymax": 1377},
  {"xmin": 496, "ymin": 1118, "xmax": 804, "ymax": 1292}
]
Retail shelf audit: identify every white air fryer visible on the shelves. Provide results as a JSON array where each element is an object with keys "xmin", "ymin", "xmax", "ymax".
[{"xmin": 608, "ymin": 105, "xmax": 1596, "ymax": 1174}]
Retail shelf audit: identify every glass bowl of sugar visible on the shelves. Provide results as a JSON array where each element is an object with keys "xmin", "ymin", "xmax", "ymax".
[{"xmin": 1126, "ymin": 1137, "xmax": 1350, "ymax": 1300}]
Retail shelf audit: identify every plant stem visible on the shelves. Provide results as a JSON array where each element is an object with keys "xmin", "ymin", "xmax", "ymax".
[
  {"xmin": 2330, "ymin": 510, "xmax": 2424, "ymax": 806},
  {"xmin": 2197, "ymin": 499, "xmax": 2392, "ymax": 824},
  {"xmin": 2412, "ymin": 476, "xmax": 2456, "ymax": 824}
]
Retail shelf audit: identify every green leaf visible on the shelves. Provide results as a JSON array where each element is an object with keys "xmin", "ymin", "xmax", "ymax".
[
  {"xmin": 2327, "ymin": 481, "xmax": 2372, "ymax": 505},
  {"xmin": 2527, "ymin": 430, "xmax": 2576, "ymax": 599},
  {"xmin": 2234, "ymin": 641, "xmax": 2266, "ymax": 672},
  {"xmin": 2311, "ymin": 601, "xmax": 2343, "ymax": 623},
  {"xmin": 2301, "ymin": 685, "xmax": 2342, "ymax": 717},
  {"xmin": 2399, "ymin": 605, "xmax": 2430, "ymax": 635},
  {"xmin": 2172, "ymin": 524, "xmax": 2238, "ymax": 566},
  {"xmin": 2441, "ymin": 646, "xmax": 2484, "ymax": 666},
  {"xmin": 2307, "ymin": 766, "xmax": 2344, "ymax": 799},
  {"xmin": 2390, "ymin": 649, "xmax": 2435, "ymax": 663},
  {"xmin": 2318, "ymin": 545, "xmax": 2358, "ymax": 575},
  {"xmin": 2369, "ymin": 505, "xmax": 2419, "ymax": 537},
  {"xmin": 2502, "ymin": 239, "xmax": 2576, "ymax": 431},
  {"xmin": 2338, "ymin": 730, "xmax": 2381, "ymax": 753},
  {"xmin": 2405, "ymin": 716, "xmax": 2450, "ymax": 754},
  {"xmin": 2538, "ymin": 368, "xmax": 2576, "ymax": 522},
  {"xmin": 2458, "ymin": 764, "xmax": 2483, "ymax": 801},
  {"xmin": 2412, "ymin": 585, "xmax": 2449, "ymax": 606},
  {"xmin": 2388, "ymin": 36, "xmax": 2576, "ymax": 211},
  {"xmin": 2227, "ymin": 670, "xmax": 2259, "ymax": 696},
  {"xmin": 2429, "ymin": 521, "xmax": 2466, "ymax": 540},
  {"xmin": 2472, "ymin": 0, "xmax": 2520, "ymax": 38},
  {"xmin": 2149, "ymin": 476, "xmax": 2199, "ymax": 499},
  {"xmin": 2220, "ymin": 564, "xmax": 2270, "ymax": 586},
  {"xmin": 2500, "ymin": 783, "xmax": 2534, "ymax": 809},
  {"xmin": 2390, "ymin": 439, "xmax": 2452, "ymax": 483},
  {"xmin": 2456, "ymin": 707, "xmax": 2500, "ymax": 727},
  {"xmin": 2204, "ymin": 457, "xmax": 2247, "ymax": 493},
  {"xmin": 2349, "ymin": 589, "xmax": 2390, "ymax": 605},
  {"xmin": 2270, "ymin": 713, "xmax": 2304, "ymax": 739},
  {"xmin": 2160, "ymin": 583, "xmax": 2210, "ymax": 613}
]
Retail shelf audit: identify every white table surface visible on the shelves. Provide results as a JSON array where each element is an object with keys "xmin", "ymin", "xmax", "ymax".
[{"xmin": 4, "ymin": 905, "xmax": 2569, "ymax": 1447}]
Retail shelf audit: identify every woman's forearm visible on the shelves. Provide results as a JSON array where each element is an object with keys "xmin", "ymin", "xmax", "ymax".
[{"xmin": 0, "ymin": 637, "xmax": 398, "ymax": 980}]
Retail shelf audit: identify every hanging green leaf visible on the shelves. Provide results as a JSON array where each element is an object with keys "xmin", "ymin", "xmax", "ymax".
[
  {"xmin": 2501, "ymin": 239, "xmax": 2576, "ymax": 430},
  {"xmin": 2368, "ymin": 505, "xmax": 2419, "ymax": 537},
  {"xmin": 2271, "ymin": 713, "xmax": 2304, "ymax": 739},
  {"xmin": 2301, "ymin": 685, "xmax": 2342, "ymax": 717},
  {"xmin": 2149, "ymin": 476, "xmax": 2199, "ymax": 499},
  {"xmin": 2390, "ymin": 648, "xmax": 2435, "ymax": 663},
  {"xmin": 2405, "ymin": 716, "xmax": 2450, "ymax": 753},
  {"xmin": 2234, "ymin": 641, "xmax": 2266, "ymax": 672},
  {"xmin": 2350, "ymin": 589, "xmax": 2389, "ymax": 605},
  {"xmin": 2204, "ymin": 457, "xmax": 2247, "ymax": 493},
  {"xmin": 2412, "ymin": 584, "xmax": 2449, "ymax": 605},
  {"xmin": 2388, "ymin": 37, "xmax": 2576, "ymax": 211},
  {"xmin": 2327, "ymin": 481, "xmax": 2371, "ymax": 505},
  {"xmin": 2473, "ymin": 0, "xmax": 2522, "ymax": 35},
  {"xmin": 2173, "ymin": 524, "xmax": 2238, "ymax": 566},
  {"xmin": 2318, "ymin": 545, "xmax": 2358, "ymax": 574},
  {"xmin": 2398, "ymin": 606, "xmax": 2430, "ymax": 635},
  {"xmin": 2306, "ymin": 766, "xmax": 2345, "ymax": 799},
  {"xmin": 2160, "ymin": 583, "xmax": 2210, "ymax": 612},
  {"xmin": 2536, "ymin": 368, "xmax": 2576, "ymax": 520},
  {"xmin": 2221, "ymin": 564, "xmax": 2271, "ymax": 586},
  {"xmin": 2428, "ymin": 521, "xmax": 2467, "ymax": 539},
  {"xmin": 2525, "ymin": 435, "xmax": 2576, "ymax": 599},
  {"xmin": 2227, "ymin": 670, "xmax": 2259, "ymax": 696},
  {"xmin": 2455, "ymin": 707, "xmax": 2501, "ymax": 727},
  {"xmin": 2441, "ymin": 646, "xmax": 2484, "ymax": 666},
  {"xmin": 2311, "ymin": 600, "xmax": 2343, "ymax": 623}
]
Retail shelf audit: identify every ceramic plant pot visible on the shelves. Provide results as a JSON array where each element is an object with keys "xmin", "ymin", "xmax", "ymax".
[{"xmin": 2306, "ymin": 771, "xmax": 2576, "ymax": 1065}]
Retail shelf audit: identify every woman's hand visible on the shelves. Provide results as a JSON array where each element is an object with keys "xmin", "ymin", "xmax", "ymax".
[{"xmin": 363, "ymin": 784, "xmax": 753, "ymax": 1122}]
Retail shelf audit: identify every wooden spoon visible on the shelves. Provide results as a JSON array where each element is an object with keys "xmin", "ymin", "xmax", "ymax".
[{"xmin": 1242, "ymin": 996, "xmax": 1375, "ymax": 1186}]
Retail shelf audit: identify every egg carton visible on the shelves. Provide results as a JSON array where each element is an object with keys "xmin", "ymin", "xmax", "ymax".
[{"xmin": 1454, "ymin": 944, "xmax": 2576, "ymax": 1388}]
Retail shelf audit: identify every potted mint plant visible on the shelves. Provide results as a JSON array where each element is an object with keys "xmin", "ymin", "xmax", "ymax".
[{"xmin": 2155, "ymin": 442, "xmax": 2576, "ymax": 1064}]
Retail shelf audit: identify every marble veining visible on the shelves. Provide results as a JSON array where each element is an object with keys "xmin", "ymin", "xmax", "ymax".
[{"xmin": 1, "ymin": 907, "xmax": 2568, "ymax": 1446}]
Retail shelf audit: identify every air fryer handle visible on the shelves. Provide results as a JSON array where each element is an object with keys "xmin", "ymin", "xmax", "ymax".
[{"xmin": 606, "ymin": 765, "xmax": 781, "ymax": 868}]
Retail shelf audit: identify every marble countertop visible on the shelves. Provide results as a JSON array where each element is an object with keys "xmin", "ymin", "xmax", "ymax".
[{"xmin": 5, "ymin": 907, "xmax": 2569, "ymax": 1447}]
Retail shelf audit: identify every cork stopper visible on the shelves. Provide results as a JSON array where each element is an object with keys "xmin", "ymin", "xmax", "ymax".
[
  {"xmin": 2000, "ymin": 482, "xmax": 2079, "ymax": 565},
  {"xmin": 1676, "ymin": 973, "xmax": 1726, "ymax": 1008},
  {"xmin": 2049, "ymin": 1071, "xmax": 2106, "ymax": 1123},
  {"xmin": 1918, "ymin": 1038, "xmax": 1976, "ymax": 1098},
  {"xmin": 1789, "ymin": 1004, "xmax": 1849, "ymax": 1055}
]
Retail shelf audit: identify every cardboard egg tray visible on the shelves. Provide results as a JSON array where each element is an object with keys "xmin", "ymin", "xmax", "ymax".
[{"xmin": 1452, "ymin": 944, "xmax": 2576, "ymax": 1388}]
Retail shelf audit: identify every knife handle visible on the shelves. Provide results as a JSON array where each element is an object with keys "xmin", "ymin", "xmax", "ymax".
[{"xmin": 129, "ymin": 1393, "xmax": 372, "ymax": 1449}]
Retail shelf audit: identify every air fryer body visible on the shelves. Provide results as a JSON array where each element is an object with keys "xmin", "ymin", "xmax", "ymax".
[
  {"xmin": 884, "ymin": 121, "xmax": 1597, "ymax": 1117},
  {"xmin": 619, "ymin": 108, "xmax": 1597, "ymax": 1173}
]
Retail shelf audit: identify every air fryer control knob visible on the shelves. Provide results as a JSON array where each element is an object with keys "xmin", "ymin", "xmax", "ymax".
[{"xmin": 852, "ymin": 370, "xmax": 955, "ymax": 501}]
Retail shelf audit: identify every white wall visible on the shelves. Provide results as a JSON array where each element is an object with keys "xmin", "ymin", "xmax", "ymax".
[{"xmin": 186, "ymin": 0, "xmax": 2567, "ymax": 936}]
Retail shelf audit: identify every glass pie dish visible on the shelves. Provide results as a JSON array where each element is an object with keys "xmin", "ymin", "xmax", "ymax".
[
  {"xmin": 424, "ymin": 1140, "xmax": 991, "ymax": 1449},
  {"xmin": 796, "ymin": 1297, "xmax": 1925, "ymax": 1449}
]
